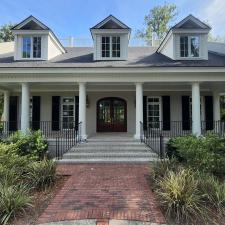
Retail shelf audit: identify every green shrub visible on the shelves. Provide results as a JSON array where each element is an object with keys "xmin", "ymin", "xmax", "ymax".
[
  {"xmin": 167, "ymin": 134, "xmax": 225, "ymax": 175},
  {"xmin": 197, "ymin": 174, "xmax": 225, "ymax": 215},
  {"xmin": 26, "ymin": 159, "xmax": 57, "ymax": 190},
  {"xmin": 0, "ymin": 143, "xmax": 30, "ymax": 177},
  {"xmin": 156, "ymin": 168, "xmax": 207, "ymax": 223},
  {"xmin": 0, "ymin": 183, "xmax": 32, "ymax": 225},
  {"xmin": 3, "ymin": 130, "xmax": 48, "ymax": 160}
]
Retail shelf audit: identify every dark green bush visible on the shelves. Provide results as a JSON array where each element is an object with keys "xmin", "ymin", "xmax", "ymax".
[
  {"xmin": 0, "ymin": 143, "xmax": 30, "ymax": 177},
  {"xmin": 167, "ymin": 134, "xmax": 225, "ymax": 175},
  {"xmin": 26, "ymin": 159, "xmax": 57, "ymax": 190},
  {"xmin": 3, "ymin": 130, "xmax": 48, "ymax": 160}
]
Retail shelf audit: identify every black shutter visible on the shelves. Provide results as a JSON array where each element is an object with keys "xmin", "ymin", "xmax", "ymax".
[
  {"xmin": 52, "ymin": 96, "xmax": 60, "ymax": 131},
  {"xmin": 75, "ymin": 96, "xmax": 79, "ymax": 130},
  {"xmin": 143, "ymin": 96, "xmax": 147, "ymax": 130},
  {"xmin": 205, "ymin": 96, "xmax": 213, "ymax": 130},
  {"xmin": 32, "ymin": 96, "xmax": 41, "ymax": 130},
  {"xmin": 9, "ymin": 96, "xmax": 18, "ymax": 131},
  {"xmin": 162, "ymin": 96, "xmax": 171, "ymax": 130},
  {"xmin": 182, "ymin": 96, "xmax": 190, "ymax": 130}
]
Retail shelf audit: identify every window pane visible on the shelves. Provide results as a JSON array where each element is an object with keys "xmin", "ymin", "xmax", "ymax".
[
  {"xmin": 147, "ymin": 97, "xmax": 161, "ymax": 129},
  {"xmin": 33, "ymin": 37, "xmax": 41, "ymax": 58},
  {"xmin": 180, "ymin": 36, "xmax": 188, "ymax": 57},
  {"xmin": 22, "ymin": 37, "xmax": 31, "ymax": 58},
  {"xmin": 190, "ymin": 36, "xmax": 199, "ymax": 57},
  {"xmin": 102, "ymin": 36, "xmax": 110, "ymax": 58},
  {"xmin": 112, "ymin": 36, "xmax": 120, "ymax": 58}
]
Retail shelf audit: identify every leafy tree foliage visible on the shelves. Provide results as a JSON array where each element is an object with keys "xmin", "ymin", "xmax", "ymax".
[
  {"xmin": 136, "ymin": 3, "xmax": 177, "ymax": 45},
  {"xmin": 0, "ymin": 23, "xmax": 15, "ymax": 42}
]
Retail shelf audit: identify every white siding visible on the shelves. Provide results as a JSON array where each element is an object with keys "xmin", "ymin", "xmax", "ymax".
[
  {"xmin": 47, "ymin": 35, "xmax": 63, "ymax": 60},
  {"xmin": 160, "ymin": 35, "xmax": 175, "ymax": 59}
]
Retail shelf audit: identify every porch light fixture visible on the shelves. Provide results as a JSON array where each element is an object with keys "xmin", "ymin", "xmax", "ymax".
[{"xmin": 86, "ymin": 95, "xmax": 90, "ymax": 108}]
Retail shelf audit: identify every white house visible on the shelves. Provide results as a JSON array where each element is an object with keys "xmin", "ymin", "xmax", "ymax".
[{"xmin": 0, "ymin": 14, "xmax": 224, "ymax": 143}]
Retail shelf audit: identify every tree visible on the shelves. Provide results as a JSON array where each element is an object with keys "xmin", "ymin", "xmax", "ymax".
[
  {"xmin": 136, "ymin": 3, "xmax": 178, "ymax": 45},
  {"xmin": 0, "ymin": 23, "xmax": 15, "ymax": 42}
]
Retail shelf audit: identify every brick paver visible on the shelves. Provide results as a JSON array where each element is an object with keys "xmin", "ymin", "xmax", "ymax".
[{"xmin": 38, "ymin": 164, "xmax": 165, "ymax": 224}]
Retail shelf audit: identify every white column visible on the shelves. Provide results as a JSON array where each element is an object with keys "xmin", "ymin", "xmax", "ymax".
[
  {"xmin": 79, "ymin": 82, "xmax": 87, "ymax": 140},
  {"xmin": 213, "ymin": 90, "xmax": 220, "ymax": 121},
  {"xmin": 134, "ymin": 83, "xmax": 143, "ymax": 139},
  {"xmin": 21, "ymin": 83, "xmax": 30, "ymax": 133},
  {"xmin": 192, "ymin": 82, "xmax": 201, "ymax": 136},
  {"xmin": 2, "ymin": 91, "xmax": 9, "ymax": 122}
]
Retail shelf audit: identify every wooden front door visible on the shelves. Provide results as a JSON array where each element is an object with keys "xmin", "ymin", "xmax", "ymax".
[{"xmin": 97, "ymin": 97, "xmax": 127, "ymax": 132}]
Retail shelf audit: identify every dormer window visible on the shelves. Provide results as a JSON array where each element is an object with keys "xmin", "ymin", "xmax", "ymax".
[
  {"xmin": 101, "ymin": 36, "xmax": 120, "ymax": 58},
  {"xmin": 180, "ymin": 36, "xmax": 199, "ymax": 58},
  {"xmin": 22, "ymin": 36, "xmax": 41, "ymax": 59},
  {"xmin": 90, "ymin": 15, "xmax": 131, "ymax": 61},
  {"xmin": 157, "ymin": 15, "xmax": 211, "ymax": 60}
]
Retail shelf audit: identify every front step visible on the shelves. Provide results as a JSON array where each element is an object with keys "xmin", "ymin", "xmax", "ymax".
[
  {"xmin": 63, "ymin": 152, "xmax": 157, "ymax": 159},
  {"xmin": 59, "ymin": 135, "xmax": 158, "ymax": 163},
  {"xmin": 58, "ymin": 157, "xmax": 158, "ymax": 164}
]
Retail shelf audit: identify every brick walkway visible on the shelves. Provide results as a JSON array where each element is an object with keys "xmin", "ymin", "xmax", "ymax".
[{"xmin": 38, "ymin": 164, "xmax": 166, "ymax": 224}]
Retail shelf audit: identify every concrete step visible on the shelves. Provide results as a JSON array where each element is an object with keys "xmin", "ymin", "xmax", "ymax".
[
  {"xmin": 70, "ymin": 149, "xmax": 151, "ymax": 153},
  {"xmin": 58, "ymin": 157, "xmax": 159, "ymax": 164},
  {"xmin": 63, "ymin": 152, "xmax": 158, "ymax": 159},
  {"xmin": 83, "ymin": 142, "xmax": 143, "ymax": 146},
  {"xmin": 87, "ymin": 139, "xmax": 138, "ymax": 142},
  {"xmin": 72, "ymin": 146, "xmax": 149, "ymax": 151}
]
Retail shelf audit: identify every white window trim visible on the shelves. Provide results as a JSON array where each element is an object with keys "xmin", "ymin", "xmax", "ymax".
[
  {"xmin": 147, "ymin": 96, "xmax": 162, "ymax": 129},
  {"xmin": 61, "ymin": 97, "xmax": 75, "ymax": 130},
  {"xmin": 179, "ymin": 35, "xmax": 200, "ymax": 59},
  {"xmin": 22, "ymin": 36, "xmax": 42, "ymax": 60},
  {"xmin": 101, "ymin": 35, "xmax": 121, "ymax": 59}
]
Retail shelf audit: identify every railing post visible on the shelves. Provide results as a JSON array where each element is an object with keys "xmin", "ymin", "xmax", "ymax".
[{"xmin": 159, "ymin": 135, "xmax": 165, "ymax": 159}]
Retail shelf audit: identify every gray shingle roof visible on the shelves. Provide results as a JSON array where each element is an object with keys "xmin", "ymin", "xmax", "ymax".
[{"xmin": 0, "ymin": 47, "xmax": 225, "ymax": 68}]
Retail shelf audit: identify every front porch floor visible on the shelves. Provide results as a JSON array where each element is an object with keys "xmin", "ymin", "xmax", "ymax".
[{"xmin": 37, "ymin": 164, "xmax": 166, "ymax": 224}]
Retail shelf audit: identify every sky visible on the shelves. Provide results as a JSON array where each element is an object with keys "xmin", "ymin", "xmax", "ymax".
[{"xmin": 0, "ymin": 0, "xmax": 225, "ymax": 40}]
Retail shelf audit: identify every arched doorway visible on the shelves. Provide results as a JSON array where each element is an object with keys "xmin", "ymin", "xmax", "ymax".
[{"xmin": 97, "ymin": 97, "xmax": 127, "ymax": 132}]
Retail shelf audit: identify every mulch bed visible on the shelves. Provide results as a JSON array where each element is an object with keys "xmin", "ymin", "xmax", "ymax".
[{"xmin": 9, "ymin": 175, "xmax": 69, "ymax": 225}]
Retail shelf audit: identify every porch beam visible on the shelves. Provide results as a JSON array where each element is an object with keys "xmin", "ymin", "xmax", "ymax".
[
  {"xmin": 21, "ymin": 82, "xmax": 30, "ymax": 133},
  {"xmin": 134, "ymin": 82, "xmax": 143, "ymax": 139},
  {"xmin": 192, "ymin": 82, "xmax": 201, "ymax": 136},
  {"xmin": 79, "ymin": 82, "xmax": 87, "ymax": 140}
]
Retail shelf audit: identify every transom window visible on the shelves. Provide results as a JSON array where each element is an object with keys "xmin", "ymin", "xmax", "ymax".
[
  {"xmin": 22, "ymin": 36, "xmax": 42, "ymax": 59},
  {"xmin": 61, "ymin": 97, "xmax": 75, "ymax": 129},
  {"xmin": 147, "ymin": 97, "xmax": 161, "ymax": 129},
  {"xmin": 101, "ymin": 36, "xmax": 121, "ymax": 58},
  {"xmin": 180, "ymin": 36, "xmax": 200, "ymax": 58}
]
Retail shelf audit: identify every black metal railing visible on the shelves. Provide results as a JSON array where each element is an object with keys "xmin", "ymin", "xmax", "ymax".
[
  {"xmin": 141, "ymin": 120, "xmax": 225, "ymax": 159},
  {"xmin": 55, "ymin": 122, "xmax": 82, "ymax": 160}
]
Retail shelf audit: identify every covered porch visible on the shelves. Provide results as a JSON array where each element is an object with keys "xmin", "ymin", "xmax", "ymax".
[{"xmin": 0, "ymin": 80, "xmax": 223, "ymax": 140}]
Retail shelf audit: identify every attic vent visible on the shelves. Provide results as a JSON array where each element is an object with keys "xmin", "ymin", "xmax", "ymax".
[
  {"xmin": 100, "ymin": 20, "xmax": 124, "ymax": 29},
  {"xmin": 20, "ymin": 20, "xmax": 44, "ymax": 30}
]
